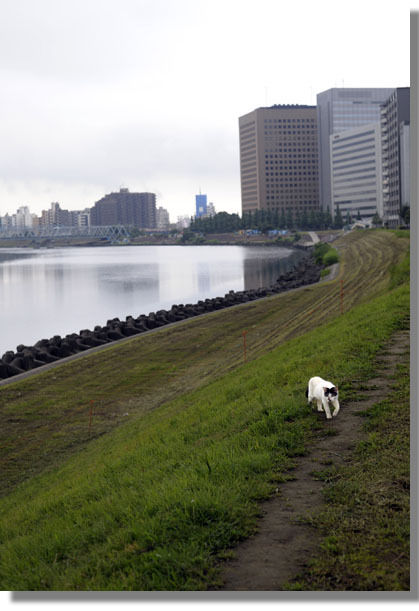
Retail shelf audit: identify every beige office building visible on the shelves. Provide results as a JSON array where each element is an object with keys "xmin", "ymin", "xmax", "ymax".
[{"xmin": 239, "ymin": 105, "xmax": 319, "ymax": 216}]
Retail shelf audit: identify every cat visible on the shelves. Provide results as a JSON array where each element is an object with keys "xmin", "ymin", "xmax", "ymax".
[{"xmin": 306, "ymin": 376, "xmax": 340, "ymax": 420}]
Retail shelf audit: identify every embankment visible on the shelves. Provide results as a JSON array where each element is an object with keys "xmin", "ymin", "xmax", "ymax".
[
  {"xmin": 0, "ymin": 230, "xmax": 408, "ymax": 497},
  {"xmin": 0, "ymin": 238, "xmax": 409, "ymax": 590}
]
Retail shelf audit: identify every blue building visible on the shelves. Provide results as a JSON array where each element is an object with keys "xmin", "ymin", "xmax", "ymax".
[{"xmin": 195, "ymin": 194, "xmax": 207, "ymax": 218}]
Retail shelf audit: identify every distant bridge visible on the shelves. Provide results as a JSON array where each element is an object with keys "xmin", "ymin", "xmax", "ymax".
[{"xmin": 0, "ymin": 225, "xmax": 131, "ymax": 240}]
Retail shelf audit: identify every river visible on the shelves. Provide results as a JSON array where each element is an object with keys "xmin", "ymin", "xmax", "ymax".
[{"xmin": 0, "ymin": 244, "xmax": 306, "ymax": 355}]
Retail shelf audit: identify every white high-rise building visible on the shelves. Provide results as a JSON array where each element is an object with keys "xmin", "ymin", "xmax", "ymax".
[
  {"xmin": 15, "ymin": 206, "xmax": 33, "ymax": 229},
  {"xmin": 330, "ymin": 123, "xmax": 383, "ymax": 223},
  {"xmin": 156, "ymin": 206, "xmax": 170, "ymax": 230}
]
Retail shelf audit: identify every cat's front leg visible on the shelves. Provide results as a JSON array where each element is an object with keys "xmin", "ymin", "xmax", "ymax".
[
  {"xmin": 322, "ymin": 398, "xmax": 332, "ymax": 419},
  {"xmin": 316, "ymin": 399, "xmax": 323, "ymax": 412},
  {"xmin": 332, "ymin": 399, "xmax": 340, "ymax": 417}
]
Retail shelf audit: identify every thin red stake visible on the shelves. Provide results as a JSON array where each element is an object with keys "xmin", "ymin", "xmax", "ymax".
[
  {"xmin": 88, "ymin": 400, "xmax": 94, "ymax": 436},
  {"xmin": 242, "ymin": 330, "xmax": 247, "ymax": 362}
]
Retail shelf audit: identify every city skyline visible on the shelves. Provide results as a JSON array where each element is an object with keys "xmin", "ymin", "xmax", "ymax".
[{"xmin": 0, "ymin": 0, "xmax": 412, "ymax": 221}]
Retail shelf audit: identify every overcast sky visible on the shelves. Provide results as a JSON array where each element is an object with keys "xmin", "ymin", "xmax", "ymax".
[{"xmin": 0, "ymin": 0, "xmax": 413, "ymax": 222}]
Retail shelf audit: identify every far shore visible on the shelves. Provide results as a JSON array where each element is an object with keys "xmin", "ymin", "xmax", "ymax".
[{"xmin": 0, "ymin": 230, "xmax": 342, "ymax": 250}]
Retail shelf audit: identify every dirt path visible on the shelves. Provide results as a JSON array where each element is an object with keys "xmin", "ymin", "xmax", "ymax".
[{"xmin": 214, "ymin": 329, "xmax": 410, "ymax": 591}]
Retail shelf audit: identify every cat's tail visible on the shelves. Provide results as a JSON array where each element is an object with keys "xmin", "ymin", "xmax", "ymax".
[{"xmin": 305, "ymin": 387, "xmax": 308, "ymax": 398}]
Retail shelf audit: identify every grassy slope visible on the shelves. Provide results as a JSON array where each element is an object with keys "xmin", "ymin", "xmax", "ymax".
[
  {"xmin": 0, "ymin": 230, "xmax": 407, "ymax": 495},
  {"xmin": 0, "ymin": 230, "xmax": 410, "ymax": 590}
]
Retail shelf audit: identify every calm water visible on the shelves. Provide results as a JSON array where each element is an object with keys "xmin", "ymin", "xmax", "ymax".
[{"xmin": 0, "ymin": 245, "xmax": 306, "ymax": 355}]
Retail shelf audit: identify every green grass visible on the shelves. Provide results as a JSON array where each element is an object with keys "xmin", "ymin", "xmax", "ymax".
[
  {"xmin": 314, "ymin": 241, "xmax": 339, "ymax": 266},
  {"xmin": 0, "ymin": 282, "xmax": 409, "ymax": 590},
  {"xmin": 285, "ymin": 357, "xmax": 410, "ymax": 591},
  {"xmin": 0, "ymin": 230, "xmax": 407, "ymax": 497},
  {"xmin": 322, "ymin": 248, "xmax": 339, "ymax": 266},
  {"xmin": 0, "ymin": 230, "xmax": 410, "ymax": 590},
  {"xmin": 389, "ymin": 248, "xmax": 410, "ymax": 289},
  {"xmin": 391, "ymin": 229, "xmax": 410, "ymax": 239}
]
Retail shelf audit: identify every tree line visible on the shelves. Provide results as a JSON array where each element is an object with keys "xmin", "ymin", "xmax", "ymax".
[{"xmin": 189, "ymin": 206, "xmax": 379, "ymax": 234}]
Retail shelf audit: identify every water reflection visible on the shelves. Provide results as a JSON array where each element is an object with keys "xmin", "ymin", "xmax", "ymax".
[
  {"xmin": 97, "ymin": 264, "xmax": 160, "ymax": 296},
  {"xmin": 0, "ymin": 250, "xmax": 36, "ymax": 265},
  {"xmin": 0, "ymin": 245, "xmax": 307, "ymax": 354},
  {"xmin": 197, "ymin": 262, "xmax": 211, "ymax": 295},
  {"xmin": 243, "ymin": 248, "xmax": 305, "ymax": 290}
]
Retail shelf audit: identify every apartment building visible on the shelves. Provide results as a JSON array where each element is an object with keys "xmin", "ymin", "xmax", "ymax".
[
  {"xmin": 239, "ymin": 104, "xmax": 319, "ymax": 217},
  {"xmin": 90, "ymin": 188, "xmax": 157, "ymax": 229},
  {"xmin": 330, "ymin": 123, "xmax": 384, "ymax": 222},
  {"xmin": 40, "ymin": 202, "xmax": 72, "ymax": 227},
  {"xmin": 73, "ymin": 208, "xmax": 91, "ymax": 228}
]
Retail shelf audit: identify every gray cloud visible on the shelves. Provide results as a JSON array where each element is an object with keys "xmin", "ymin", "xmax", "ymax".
[{"xmin": 0, "ymin": 0, "xmax": 411, "ymax": 219}]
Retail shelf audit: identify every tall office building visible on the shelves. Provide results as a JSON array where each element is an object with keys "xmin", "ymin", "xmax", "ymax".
[
  {"xmin": 380, "ymin": 87, "xmax": 410, "ymax": 226},
  {"xmin": 90, "ymin": 188, "xmax": 157, "ymax": 229},
  {"xmin": 239, "ymin": 105, "xmax": 319, "ymax": 217},
  {"xmin": 330, "ymin": 123, "xmax": 384, "ymax": 222},
  {"xmin": 317, "ymin": 88, "xmax": 394, "ymax": 214},
  {"xmin": 195, "ymin": 194, "xmax": 208, "ymax": 218}
]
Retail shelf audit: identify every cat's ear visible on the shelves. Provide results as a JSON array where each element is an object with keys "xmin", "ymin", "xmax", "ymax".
[{"xmin": 323, "ymin": 387, "xmax": 329, "ymax": 394}]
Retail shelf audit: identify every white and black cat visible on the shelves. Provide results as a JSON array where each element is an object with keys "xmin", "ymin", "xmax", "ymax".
[{"xmin": 306, "ymin": 376, "xmax": 340, "ymax": 419}]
